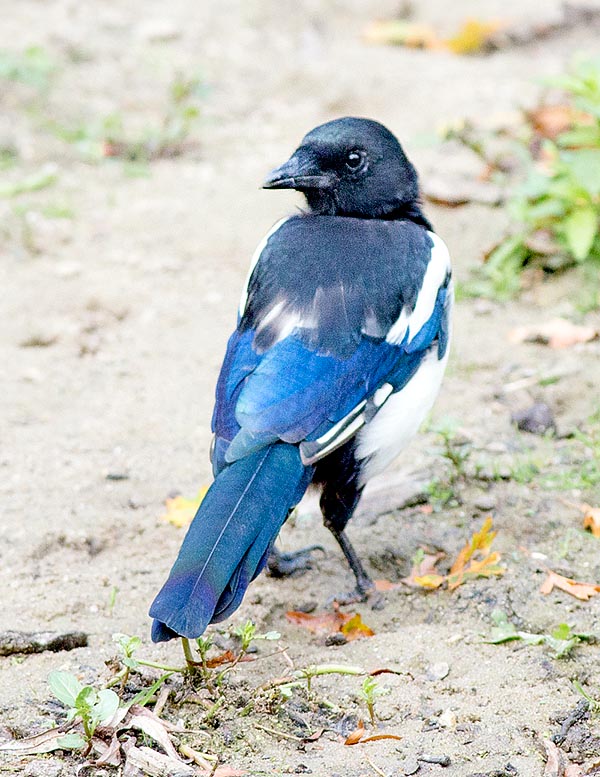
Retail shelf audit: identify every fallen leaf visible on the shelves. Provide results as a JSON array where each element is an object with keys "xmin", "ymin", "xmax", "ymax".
[
  {"xmin": 540, "ymin": 570, "xmax": 600, "ymax": 601},
  {"xmin": 446, "ymin": 18, "xmax": 504, "ymax": 54},
  {"xmin": 127, "ymin": 705, "xmax": 184, "ymax": 761},
  {"xmin": 363, "ymin": 20, "xmax": 440, "ymax": 49},
  {"xmin": 286, "ymin": 607, "xmax": 375, "ymax": 641},
  {"xmin": 369, "ymin": 668, "xmax": 407, "ymax": 677},
  {"xmin": 344, "ymin": 721, "xmax": 366, "ymax": 745},
  {"xmin": 0, "ymin": 724, "xmax": 76, "ymax": 755},
  {"xmin": 340, "ymin": 613, "xmax": 375, "ymax": 641},
  {"xmin": 527, "ymin": 104, "xmax": 578, "ymax": 140},
  {"xmin": 401, "ymin": 551, "xmax": 445, "ymax": 588},
  {"xmin": 161, "ymin": 487, "xmax": 209, "ymax": 528},
  {"xmin": 374, "ymin": 579, "xmax": 402, "ymax": 591},
  {"xmin": 361, "ymin": 733, "xmax": 403, "ymax": 743},
  {"xmin": 508, "ymin": 318, "xmax": 598, "ymax": 349},
  {"xmin": 447, "ymin": 518, "xmax": 504, "ymax": 590},
  {"xmin": 544, "ymin": 739, "xmax": 569, "ymax": 777},
  {"xmin": 581, "ymin": 505, "xmax": 600, "ymax": 538},
  {"xmin": 286, "ymin": 608, "xmax": 351, "ymax": 635},
  {"xmin": 205, "ymin": 650, "xmax": 237, "ymax": 668}
]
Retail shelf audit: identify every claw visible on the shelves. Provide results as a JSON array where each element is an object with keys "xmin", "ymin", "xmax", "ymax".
[{"xmin": 266, "ymin": 544, "xmax": 326, "ymax": 578}]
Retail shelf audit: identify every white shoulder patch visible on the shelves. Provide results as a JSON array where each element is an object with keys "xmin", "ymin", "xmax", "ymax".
[
  {"xmin": 386, "ymin": 231, "xmax": 451, "ymax": 346},
  {"xmin": 239, "ymin": 217, "xmax": 289, "ymax": 316}
]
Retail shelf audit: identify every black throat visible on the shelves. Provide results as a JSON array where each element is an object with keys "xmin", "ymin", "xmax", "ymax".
[{"xmin": 304, "ymin": 190, "xmax": 432, "ymax": 231}]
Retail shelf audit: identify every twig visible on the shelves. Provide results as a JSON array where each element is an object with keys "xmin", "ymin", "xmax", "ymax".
[
  {"xmin": 254, "ymin": 723, "xmax": 303, "ymax": 742},
  {"xmin": 366, "ymin": 757, "xmax": 387, "ymax": 777},
  {"xmin": 153, "ymin": 684, "xmax": 171, "ymax": 718}
]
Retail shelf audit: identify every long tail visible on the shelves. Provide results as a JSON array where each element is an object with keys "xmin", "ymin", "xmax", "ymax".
[{"xmin": 150, "ymin": 443, "xmax": 311, "ymax": 642}]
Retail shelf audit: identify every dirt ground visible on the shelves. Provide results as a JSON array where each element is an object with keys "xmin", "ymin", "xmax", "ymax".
[{"xmin": 1, "ymin": 1, "xmax": 600, "ymax": 775}]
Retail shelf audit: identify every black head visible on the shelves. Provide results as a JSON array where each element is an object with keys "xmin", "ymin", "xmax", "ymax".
[{"xmin": 263, "ymin": 117, "xmax": 425, "ymax": 221}]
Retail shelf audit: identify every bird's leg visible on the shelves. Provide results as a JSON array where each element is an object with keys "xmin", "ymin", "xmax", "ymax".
[
  {"xmin": 315, "ymin": 443, "xmax": 380, "ymax": 606},
  {"xmin": 324, "ymin": 523, "xmax": 375, "ymax": 604},
  {"xmin": 266, "ymin": 543, "xmax": 325, "ymax": 578}
]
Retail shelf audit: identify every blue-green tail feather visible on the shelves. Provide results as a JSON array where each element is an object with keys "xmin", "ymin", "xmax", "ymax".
[{"xmin": 149, "ymin": 443, "xmax": 311, "ymax": 642}]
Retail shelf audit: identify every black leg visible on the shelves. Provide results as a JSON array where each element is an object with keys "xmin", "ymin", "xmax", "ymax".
[
  {"xmin": 314, "ymin": 440, "xmax": 378, "ymax": 604},
  {"xmin": 326, "ymin": 525, "xmax": 375, "ymax": 603}
]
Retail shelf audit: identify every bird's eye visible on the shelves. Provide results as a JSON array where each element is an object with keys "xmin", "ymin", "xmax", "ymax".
[{"xmin": 345, "ymin": 149, "xmax": 365, "ymax": 171}]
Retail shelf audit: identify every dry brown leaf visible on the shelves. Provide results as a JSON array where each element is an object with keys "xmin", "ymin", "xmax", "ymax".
[
  {"xmin": 340, "ymin": 613, "xmax": 375, "ymax": 641},
  {"xmin": 344, "ymin": 721, "xmax": 366, "ymax": 745},
  {"xmin": 540, "ymin": 570, "xmax": 600, "ymax": 601},
  {"xmin": 161, "ymin": 487, "xmax": 209, "ymax": 528},
  {"xmin": 528, "ymin": 105, "xmax": 576, "ymax": 140},
  {"xmin": 561, "ymin": 499, "xmax": 600, "ymax": 539},
  {"xmin": 361, "ymin": 733, "xmax": 403, "ymax": 743},
  {"xmin": 285, "ymin": 608, "xmax": 351, "ymax": 635},
  {"xmin": 205, "ymin": 650, "xmax": 237, "ymax": 668},
  {"xmin": 446, "ymin": 18, "xmax": 505, "ymax": 54},
  {"xmin": 363, "ymin": 20, "xmax": 441, "ymax": 49},
  {"xmin": 374, "ymin": 579, "xmax": 402, "ymax": 591},
  {"xmin": 582, "ymin": 505, "xmax": 600, "ymax": 538},
  {"xmin": 286, "ymin": 607, "xmax": 375, "ymax": 641},
  {"xmin": 508, "ymin": 318, "xmax": 598, "ymax": 349}
]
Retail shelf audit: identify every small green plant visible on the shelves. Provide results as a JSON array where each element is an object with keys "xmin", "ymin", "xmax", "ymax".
[
  {"xmin": 47, "ymin": 72, "xmax": 205, "ymax": 165},
  {"xmin": 0, "ymin": 46, "xmax": 56, "ymax": 91},
  {"xmin": 426, "ymin": 419, "xmax": 470, "ymax": 509},
  {"xmin": 485, "ymin": 610, "xmax": 595, "ymax": 658},
  {"xmin": 108, "ymin": 633, "xmax": 185, "ymax": 691},
  {"xmin": 573, "ymin": 680, "xmax": 600, "ymax": 714},
  {"xmin": 359, "ymin": 676, "xmax": 389, "ymax": 726},
  {"xmin": 483, "ymin": 57, "xmax": 600, "ymax": 299},
  {"xmin": 48, "ymin": 671, "xmax": 119, "ymax": 752}
]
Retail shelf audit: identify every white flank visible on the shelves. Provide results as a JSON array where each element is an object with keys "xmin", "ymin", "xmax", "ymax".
[
  {"xmin": 386, "ymin": 231, "xmax": 451, "ymax": 346},
  {"xmin": 239, "ymin": 217, "xmax": 289, "ymax": 316},
  {"xmin": 356, "ymin": 346, "xmax": 450, "ymax": 483}
]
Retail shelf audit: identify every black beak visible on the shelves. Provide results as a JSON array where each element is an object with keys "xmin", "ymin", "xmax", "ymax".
[{"xmin": 262, "ymin": 151, "xmax": 332, "ymax": 190}]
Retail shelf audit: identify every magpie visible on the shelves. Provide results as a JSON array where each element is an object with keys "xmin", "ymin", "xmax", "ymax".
[{"xmin": 150, "ymin": 117, "xmax": 453, "ymax": 642}]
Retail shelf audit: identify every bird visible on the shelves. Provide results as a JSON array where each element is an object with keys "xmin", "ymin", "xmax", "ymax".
[{"xmin": 149, "ymin": 116, "xmax": 453, "ymax": 642}]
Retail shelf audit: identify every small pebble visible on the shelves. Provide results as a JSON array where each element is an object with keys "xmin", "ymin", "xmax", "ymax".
[
  {"xmin": 294, "ymin": 600, "xmax": 317, "ymax": 613},
  {"xmin": 473, "ymin": 494, "xmax": 496, "ymax": 512},
  {"xmin": 325, "ymin": 632, "xmax": 348, "ymax": 647},
  {"xmin": 426, "ymin": 661, "xmax": 449, "ymax": 681},
  {"xmin": 419, "ymin": 753, "xmax": 451, "ymax": 767},
  {"xmin": 438, "ymin": 709, "xmax": 457, "ymax": 728},
  {"xmin": 511, "ymin": 402, "xmax": 556, "ymax": 435},
  {"xmin": 400, "ymin": 757, "xmax": 420, "ymax": 775}
]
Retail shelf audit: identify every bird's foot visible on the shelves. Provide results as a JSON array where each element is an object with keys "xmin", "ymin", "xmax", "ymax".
[
  {"xmin": 330, "ymin": 578, "xmax": 384, "ymax": 609},
  {"xmin": 266, "ymin": 544, "xmax": 325, "ymax": 578}
]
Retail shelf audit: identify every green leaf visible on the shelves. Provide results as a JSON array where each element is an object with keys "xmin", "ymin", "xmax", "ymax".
[
  {"xmin": 92, "ymin": 689, "xmax": 120, "ymax": 724},
  {"xmin": 258, "ymin": 631, "xmax": 281, "ymax": 641},
  {"xmin": 75, "ymin": 686, "xmax": 97, "ymax": 710},
  {"xmin": 48, "ymin": 671, "xmax": 83, "ymax": 707},
  {"xmin": 564, "ymin": 206, "xmax": 598, "ymax": 260},
  {"xmin": 551, "ymin": 623, "xmax": 573, "ymax": 640},
  {"xmin": 56, "ymin": 733, "xmax": 87, "ymax": 750},
  {"xmin": 563, "ymin": 149, "xmax": 600, "ymax": 195},
  {"xmin": 558, "ymin": 126, "xmax": 600, "ymax": 148}
]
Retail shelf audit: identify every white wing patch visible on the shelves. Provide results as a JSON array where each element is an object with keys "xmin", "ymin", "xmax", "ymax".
[
  {"xmin": 255, "ymin": 298, "xmax": 317, "ymax": 346},
  {"xmin": 386, "ymin": 231, "xmax": 451, "ymax": 346}
]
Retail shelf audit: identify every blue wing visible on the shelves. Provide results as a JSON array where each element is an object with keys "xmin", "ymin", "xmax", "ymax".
[{"xmin": 211, "ymin": 215, "xmax": 451, "ymax": 473}]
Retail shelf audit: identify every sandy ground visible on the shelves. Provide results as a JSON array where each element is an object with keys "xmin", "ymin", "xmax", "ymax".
[{"xmin": 1, "ymin": 1, "xmax": 600, "ymax": 775}]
